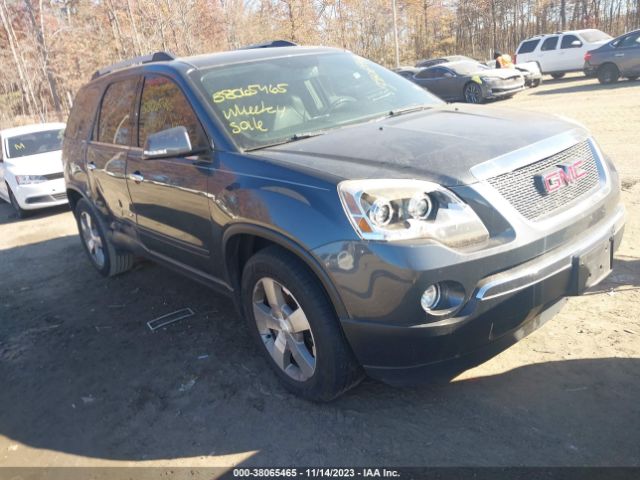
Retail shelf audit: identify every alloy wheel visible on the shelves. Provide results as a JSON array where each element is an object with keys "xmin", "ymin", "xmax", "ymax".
[
  {"xmin": 80, "ymin": 211, "xmax": 105, "ymax": 268},
  {"xmin": 252, "ymin": 277, "xmax": 317, "ymax": 382},
  {"xmin": 465, "ymin": 84, "xmax": 482, "ymax": 104}
]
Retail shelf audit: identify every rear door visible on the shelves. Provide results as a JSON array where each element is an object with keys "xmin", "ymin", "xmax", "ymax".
[
  {"xmin": 538, "ymin": 36, "xmax": 561, "ymax": 72},
  {"xmin": 126, "ymin": 74, "xmax": 214, "ymax": 273},
  {"xmin": 86, "ymin": 77, "xmax": 139, "ymax": 220},
  {"xmin": 614, "ymin": 31, "xmax": 640, "ymax": 76}
]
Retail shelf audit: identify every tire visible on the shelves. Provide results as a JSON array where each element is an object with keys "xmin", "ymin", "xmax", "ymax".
[
  {"xmin": 74, "ymin": 198, "xmax": 134, "ymax": 277},
  {"xmin": 598, "ymin": 64, "xmax": 620, "ymax": 84},
  {"xmin": 8, "ymin": 186, "xmax": 28, "ymax": 219},
  {"xmin": 550, "ymin": 73, "xmax": 565, "ymax": 79},
  {"xmin": 463, "ymin": 82, "xmax": 484, "ymax": 104},
  {"xmin": 241, "ymin": 246, "xmax": 363, "ymax": 402},
  {"xmin": 532, "ymin": 79, "xmax": 541, "ymax": 88}
]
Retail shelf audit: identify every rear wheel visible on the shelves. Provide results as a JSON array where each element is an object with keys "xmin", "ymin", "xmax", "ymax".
[
  {"xmin": 463, "ymin": 82, "xmax": 484, "ymax": 104},
  {"xmin": 8, "ymin": 187, "xmax": 28, "ymax": 219},
  {"xmin": 74, "ymin": 198, "xmax": 134, "ymax": 276},
  {"xmin": 550, "ymin": 73, "xmax": 565, "ymax": 79},
  {"xmin": 598, "ymin": 64, "xmax": 620, "ymax": 84},
  {"xmin": 241, "ymin": 246, "xmax": 363, "ymax": 401}
]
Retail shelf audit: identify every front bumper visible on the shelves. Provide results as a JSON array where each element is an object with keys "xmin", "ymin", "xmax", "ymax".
[
  {"xmin": 12, "ymin": 178, "xmax": 68, "ymax": 210},
  {"xmin": 484, "ymin": 83, "xmax": 525, "ymax": 99},
  {"xmin": 313, "ymin": 195, "xmax": 625, "ymax": 384}
]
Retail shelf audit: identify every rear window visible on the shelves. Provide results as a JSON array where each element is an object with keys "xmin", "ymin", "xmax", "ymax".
[
  {"xmin": 5, "ymin": 129, "xmax": 64, "ymax": 159},
  {"xmin": 541, "ymin": 36, "xmax": 559, "ymax": 51},
  {"xmin": 517, "ymin": 39, "xmax": 540, "ymax": 54},
  {"xmin": 580, "ymin": 30, "xmax": 612, "ymax": 43}
]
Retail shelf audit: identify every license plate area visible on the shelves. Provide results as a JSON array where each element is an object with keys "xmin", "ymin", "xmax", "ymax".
[{"xmin": 573, "ymin": 238, "xmax": 613, "ymax": 294}]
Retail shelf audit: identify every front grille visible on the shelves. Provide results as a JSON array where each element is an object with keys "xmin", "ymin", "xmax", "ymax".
[
  {"xmin": 487, "ymin": 140, "xmax": 600, "ymax": 221},
  {"xmin": 43, "ymin": 172, "xmax": 64, "ymax": 180}
]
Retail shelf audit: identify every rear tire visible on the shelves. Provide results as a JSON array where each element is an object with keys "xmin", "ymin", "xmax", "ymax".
[
  {"xmin": 463, "ymin": 82, "xmax": 484, "ymax": 104},
  {"xmin": 241, "ymin": 246, "xmax": 363, "ymax": 402},
  {"xmin": 598, "ymin": 64, "xmax": 620, "ymax": 84},
  {"xmin": 550, "ymin": 73, "xmax": 565, "ymax": 79},
  {"xmin": 8, "ymin": 187, "xmax": 28, "ymax": 219},
  {"xmin": 74, "ymin": 198, "xmax": 134, "ymax": 277}
]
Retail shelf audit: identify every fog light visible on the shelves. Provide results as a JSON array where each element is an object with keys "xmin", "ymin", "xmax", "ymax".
[{"xmin": 421, "ymin": 284, "xmax": 441, "ymax": 311}]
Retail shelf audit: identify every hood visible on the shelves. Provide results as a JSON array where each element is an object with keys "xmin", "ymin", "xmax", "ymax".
[
  {"xmin": 4, "ymin": 150, "xmax": 63, "ymax": 176},
  {"xmin": 258, "ymin": 105, "xmax": 587, "ymax": 186},
  {"xmin": 477, "ymin": 68, "xmax": 522, "ymax": 80}
]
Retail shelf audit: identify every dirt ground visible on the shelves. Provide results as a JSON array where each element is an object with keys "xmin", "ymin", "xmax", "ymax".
[{"xmin": 1, "ymin": 74, "xmax": 639, "ymax": 471}]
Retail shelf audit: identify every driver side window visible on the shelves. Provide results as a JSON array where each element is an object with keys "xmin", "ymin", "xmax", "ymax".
[{"xmin": 138, "ymin": 75, "xmax": 207, "ymax": 150}]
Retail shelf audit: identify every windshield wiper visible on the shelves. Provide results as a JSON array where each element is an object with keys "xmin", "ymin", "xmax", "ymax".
[
  {"xmin": 388, "ymin": 104, "xmax": 432, "ymax": 117},
  {"xmin": 245, "ymin": 130, "xmax": 327, "ymax": 151}
]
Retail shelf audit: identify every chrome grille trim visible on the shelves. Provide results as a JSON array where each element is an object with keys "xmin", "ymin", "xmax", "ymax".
[{"xmin": 487, "ymin": 140, "xmax": 600, "ymax": 221}]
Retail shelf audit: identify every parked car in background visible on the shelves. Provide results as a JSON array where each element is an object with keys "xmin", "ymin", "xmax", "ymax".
[
  {"xmin": 415, "ymin": 55, "xmax": 475, "ymax": 68},
  {"xmin": 483, "ymin": 59, "xmax": 543, "ymax": 87},
  {"xmin": 0, "ymin": 123, "xmax": 67, "ymax": 218},
  {"xmin": 410, "ymin": 61, "xmax": 524, "ymax": 103},
  {"xmin": 515, "ymin": 29, "xmax": 612, "ymax": 78},
  {"xmin": 584, "ymin": 29, "xmax": 640, "ymax": 83},
  {"xmin": 393, "ymin": 66, "xmax": 423, "ymax": 79}
]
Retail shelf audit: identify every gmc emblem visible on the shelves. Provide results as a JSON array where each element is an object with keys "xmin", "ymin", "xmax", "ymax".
[{"xmin": 535, "ymin": 160, "xmax": 588, "ymax": 195}]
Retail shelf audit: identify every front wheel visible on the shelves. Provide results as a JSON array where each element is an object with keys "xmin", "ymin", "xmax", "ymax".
[
  {"xmin": 74, "ymin": 198, "xmax": 134, "ymax": 276},
  {"xmin": 463, "ymin": 82, "xmax": 484, "ymax": 104},
  {"xmin": 241, "ymin": 246, "xmax": 363, "ymax": 401},
  {"xmin": 8, "ymin": 187, "xmax": 28, "ymax": 219},
  {"xmin": 598, "ymin": 64, "xmax": 620, "ymax": 84}
]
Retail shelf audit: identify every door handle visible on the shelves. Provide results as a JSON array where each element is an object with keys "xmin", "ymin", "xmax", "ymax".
[
  {"xmin": 87, "ymin": 161, "xmax": 97, "ymax": 171},
  {"xmin": 129, "ymin": 171, "xmax": 144, "ymax": 183}
]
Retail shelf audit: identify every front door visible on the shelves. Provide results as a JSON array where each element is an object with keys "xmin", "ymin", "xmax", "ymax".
[
  {"xmin": 615, "ymin": 31, "xmax": 640, "ymax": 76},
  {"xmin": 126, "ymin": 74, "xmax": 214, "ymax": 273}
]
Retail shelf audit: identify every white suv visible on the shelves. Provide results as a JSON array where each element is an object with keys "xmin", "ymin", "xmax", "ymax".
[{"xmin": 515, "ymin": 29, "xmax": 612, "ymax": 78}]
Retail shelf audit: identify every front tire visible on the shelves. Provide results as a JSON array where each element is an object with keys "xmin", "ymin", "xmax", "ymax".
[
  {"xmin": 598, "ymin": 64, "xmax": 620, "ymax": 84},
  {"xmin": 8, "ymin": 187, "xmax": 28, "ymax": 219},
  {"xmin": 241, "ymin": 246, "xmax": 363, "ymax": 401},
  {"xmin": 74, "ymin": 198, "xmax": 134, "ymax": 277},
  {"xmin": 463, "ymin": 82, "xmax": 484, "ymax": 104}
]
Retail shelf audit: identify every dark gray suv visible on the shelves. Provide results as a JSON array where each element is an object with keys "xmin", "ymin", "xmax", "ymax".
[{"xmin": 62, "ymin": 45, "xmax": 625, "ymax": 401}]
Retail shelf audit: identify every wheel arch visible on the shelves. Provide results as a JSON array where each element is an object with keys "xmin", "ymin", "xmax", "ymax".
[{"xmin": 223, "ymin": 223, "xmax": 350, "ymax": 320}]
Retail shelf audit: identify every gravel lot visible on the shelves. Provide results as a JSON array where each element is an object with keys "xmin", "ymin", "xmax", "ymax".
[{"xmin": 1, "ymin": 74, "xmax": 639, "ymax": 470}]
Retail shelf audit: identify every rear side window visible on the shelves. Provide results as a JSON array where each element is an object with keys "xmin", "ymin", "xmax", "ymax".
[
  {"xmin": 65, "ymin": 86, "xmax": 101, "ymax": 140},
  {"xmin": 95, "ymin": 78, "xmax": 138, "ymax": 145},
  {"xmin": 541, "ymin": 36, "xmax": 559, "ymax": 51},
  {"xmin": 561, "ymin": 35, "xmax": 581, "ymax": 49},
  {"xmin": 617, "ymin": 32, "xmax": 640, "ymax": 48},
  {"xmin": 517, "ymin": 39, "xmax": 540, "ymax": 54},
  {"xmin": 138, "ymin": 75, "xmax": 207, "ymax": 150}
]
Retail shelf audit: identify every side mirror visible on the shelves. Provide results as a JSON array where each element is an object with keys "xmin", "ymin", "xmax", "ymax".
[
  {"xmin": 571, "ymin": 40, "xmax": 582, "ymax": 47},
  {"xmin": 142, "ymin": 126, "xmax": 192, "ymax": 160}
]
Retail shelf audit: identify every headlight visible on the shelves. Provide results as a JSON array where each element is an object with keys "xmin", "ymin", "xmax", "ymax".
[
  {"xmin": 15, "ymin": 175, "xmax": 48, "ymax": 185},
  {"xmin": 480, "ymin": 76, "xmax": 495, "ymax": 84},
  {"xmin": 338, "ymin": 179, "xmax": 489, "ymax": 247}
]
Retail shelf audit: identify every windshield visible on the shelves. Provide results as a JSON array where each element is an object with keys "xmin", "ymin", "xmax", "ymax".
[
  {"xmin": 580, "ymin": 29, "xmax": 612, "ymax": 43},
  {"xmin": 190, "ymin": 51, "xmax": 443, "ymax": 150},
  {"xmin": 5, "ymin": 129, "xmax": 64, "ymax": 159}
]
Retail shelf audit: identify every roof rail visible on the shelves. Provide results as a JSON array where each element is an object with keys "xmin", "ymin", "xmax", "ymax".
[
  {"xmin": 239, "ymin": 40, "xmax": 298, "ymax": 50},
  {"xmin": 91, "ymin": 51, "xmax": 175, "ymax": 80}
]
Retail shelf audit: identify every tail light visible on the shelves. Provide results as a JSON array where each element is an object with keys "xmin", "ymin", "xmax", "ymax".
[{"xmin": 584, "ymin": 52, "xmax": 592, "ymax": 62}]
